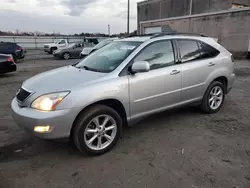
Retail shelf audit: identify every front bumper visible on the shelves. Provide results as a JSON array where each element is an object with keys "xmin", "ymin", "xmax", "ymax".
[
  {"xmin": 44, "ymin": 48, "xmax": 50, "ymax": 52},
  {"xmin": 15, "ymin": 50, "xmax": 26, "ymax": 59},
  {"xmin": 11, "ymin": 98, "xmax": 78, "ymax": 139}
]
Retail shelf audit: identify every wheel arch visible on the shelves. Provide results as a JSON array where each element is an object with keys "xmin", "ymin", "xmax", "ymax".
[
  {"xmin": 62, "ymin": 51, "xmax": 71, "ymax": 56},
  {"xmin": 213, "ymin": 76, "xmax": 228, "ymax": 90},
  {"xmin": 50, "ymin": 46, "xmax": 58, "ymax": 53},
  {"xmin": 205, "ymin": 67, "xmax": 229, "ymax": 92},
  {"xmin": 70, "ymin": 98, "xmax": 128, "ymax": 139}
]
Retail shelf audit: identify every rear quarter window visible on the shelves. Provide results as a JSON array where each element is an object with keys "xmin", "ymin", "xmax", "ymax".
[{"xmin": 198, "ymin": 41, "xmax": 220, "ymax": 59}]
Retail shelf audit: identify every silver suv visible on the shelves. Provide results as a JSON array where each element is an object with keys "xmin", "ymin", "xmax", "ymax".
[{"xmin": 12, "ymin": 33, "xmax": 235, "ymax": 155}]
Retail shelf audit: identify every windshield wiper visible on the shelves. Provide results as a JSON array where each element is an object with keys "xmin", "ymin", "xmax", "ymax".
[
  {"xmin": 78, "ymin": 66, "xmax": 105, "ymax": 73},
  {"xmin": 82, "ymin": 66, "xmax": 91, "ymax": 70}
]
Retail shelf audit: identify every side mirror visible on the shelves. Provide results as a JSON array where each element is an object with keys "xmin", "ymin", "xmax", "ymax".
[{"xmin": 131, "ymin": 61, "xmax": 150, "ymax": 73}]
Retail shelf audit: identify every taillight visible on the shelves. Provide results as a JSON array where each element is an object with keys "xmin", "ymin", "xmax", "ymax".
[
  {"xmin": 15, "ymin": 47, "xmax": 23, "ymax": 51},
  {"xmin": 231, "ymin": 54, "xmax": 234, "ymax": 62},
  {"xmin": 7, "ymin": 57, "xmax": 14, "ymax": 63}
]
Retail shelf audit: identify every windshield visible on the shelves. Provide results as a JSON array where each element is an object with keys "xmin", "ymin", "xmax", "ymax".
[
  {"xmin": 54, "ymin": 39, "xmax": 60, "ymax": 44},
  {"xmin": 76, "ymin": 41, "xmax": 142, "ymax": 73},
  {"xmin": 93, "ymin": 39, "xmax": 112, "ymax": 50}
]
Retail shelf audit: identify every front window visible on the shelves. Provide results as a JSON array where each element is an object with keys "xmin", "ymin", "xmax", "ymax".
[
  {"xmin": 58, "ymin": 40, "xmax": 66, "ymax": 44},
  {"xmin": 134, "ymin": 40, "xmax": 175, "ymax": 70},
  {"xmin": 54, "ymin": 39, "xmax": 60, "ymax": 44},
  {"xmin": 76, "ymin": 41, "xmax": 142, "ymax": 73}
]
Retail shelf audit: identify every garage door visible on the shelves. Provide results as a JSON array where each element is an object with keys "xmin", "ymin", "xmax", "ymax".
[{"xmin": 144, "ymin": 26, "xmax": 161, "ymax": 34}]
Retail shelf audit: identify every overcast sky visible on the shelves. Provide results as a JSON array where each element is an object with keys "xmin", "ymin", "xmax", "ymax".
[{"xmin": 0, "ymin": 0, "xmax": 142, "ymax": 34}]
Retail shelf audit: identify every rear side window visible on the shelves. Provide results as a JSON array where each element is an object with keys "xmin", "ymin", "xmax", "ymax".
[
  {"xmin": 177, "ymin": 40, "xmax": 200, "ymax": 63},
  {"xmin": 198, "ymin": 41, "xmax": 220, "ymax": 59}
]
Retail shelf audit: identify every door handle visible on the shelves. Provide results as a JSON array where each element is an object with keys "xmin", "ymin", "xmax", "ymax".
[
  {"xmin": 170, "ymin": 70, "xmax": 181, "ymax": 75},
  {"xmin": 208, "ymin": 62, "xmax": 215, "ymax": 67}
]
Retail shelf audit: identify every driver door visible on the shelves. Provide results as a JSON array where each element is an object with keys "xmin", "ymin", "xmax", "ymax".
[{"xmin": 128, "ymin": 40, "xmax": 182, "ymax": 119}]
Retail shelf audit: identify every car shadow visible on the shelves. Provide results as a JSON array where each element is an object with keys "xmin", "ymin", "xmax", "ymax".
[
  {"xmin": 0, "ymin": 73, "xmax": 16, "ymax": 78},
  {"xmin": 0, "ymin": 106, "xmax": 203, "ymax": 163},
  {"xmin": 0, "ymin": 137, "xmax": 80, "ymax": 163},
  {"xmin": 123, "ymin": 105, "xmax": 203, "ymax": 135}
]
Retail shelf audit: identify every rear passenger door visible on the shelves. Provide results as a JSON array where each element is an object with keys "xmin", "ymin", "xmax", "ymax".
[
  {"xmin": 71, "ymin": 44, "xmax": 80, "ymax": 57},
  {"xmin": 176, "ymin": 39, "xmax": 220, "ymax": 102}
]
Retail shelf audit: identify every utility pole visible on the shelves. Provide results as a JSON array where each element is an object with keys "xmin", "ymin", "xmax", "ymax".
[
  {"xmin": 189, "ymin": 0, "xmax": 193, "ymax": 15},
  {"xmin": 127, "ymin": 0, "xmax": 130, "ymax": 36},
  {"xmin": 108, "ymin": 24, "xmax": 110, "ymax": 37}
]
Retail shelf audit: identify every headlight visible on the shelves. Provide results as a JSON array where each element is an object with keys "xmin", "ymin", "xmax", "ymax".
[{"xmin": 31, "ymin": 91, "xmax": 69, "ymax": 111}]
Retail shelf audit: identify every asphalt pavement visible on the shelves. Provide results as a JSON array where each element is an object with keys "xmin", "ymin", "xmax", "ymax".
[{"xmin": 0, "ymin": 55, "xmax": 250, "ymax": 188}]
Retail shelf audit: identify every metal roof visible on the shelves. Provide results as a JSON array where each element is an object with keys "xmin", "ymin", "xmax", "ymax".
[{"xmin": 140, "ymin": 7, "xmax": 250, "ymax": 24}]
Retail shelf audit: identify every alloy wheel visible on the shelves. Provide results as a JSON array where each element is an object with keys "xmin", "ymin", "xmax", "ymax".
[
  {"xmin": 63, "ymin": 53, "xmax": 70, "ymax": 60},
  {"xmin": 209, "ymin": 86, "xmax": 223, "ymax": 110},
  {"xmin": 84, "ymin": 115, "xmax": 117, "ymax": 151}
]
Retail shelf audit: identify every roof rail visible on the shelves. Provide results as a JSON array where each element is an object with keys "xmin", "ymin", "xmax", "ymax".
[
  {"xmin": 150, "ymin": 32, "xmax": 208, "ymax": 39},
  {"xmin": 127, "ymin": 33, "xmax": 158, "ymax": 38}
]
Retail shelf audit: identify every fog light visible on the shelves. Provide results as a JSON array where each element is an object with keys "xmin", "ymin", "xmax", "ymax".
[{"xmin": 34, "ymin": 125, "xmax": 52, "ymax": 133}]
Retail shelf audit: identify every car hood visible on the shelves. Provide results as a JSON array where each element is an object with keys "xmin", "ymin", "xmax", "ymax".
[
  {"xmin": 44, "ymin": 43, "xmax": 55, "ymax": 46},
  {"xmin": 22, "ymin": 66, "xmax": 107, "ymax": 93}
]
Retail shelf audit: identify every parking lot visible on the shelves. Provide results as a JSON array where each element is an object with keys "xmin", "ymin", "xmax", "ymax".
[{"xmin": 0, "ymin": 53, "xmax": 250, "ymax": 188}]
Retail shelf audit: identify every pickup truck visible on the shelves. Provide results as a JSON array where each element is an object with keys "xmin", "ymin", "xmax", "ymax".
[
  {"xmin": 44, "ymin": 39, "xmax": 69, "ymax": 54},
  {"xmin": 44, "ymin": 38, "xmax": 100, "ymax": 54}
]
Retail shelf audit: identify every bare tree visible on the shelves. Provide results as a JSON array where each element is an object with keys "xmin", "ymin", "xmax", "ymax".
[{"xmin": 15, "ymin": 29, "xmax": 20, "ymax": 35}]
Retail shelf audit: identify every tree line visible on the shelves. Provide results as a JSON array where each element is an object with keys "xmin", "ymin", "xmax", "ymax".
[{"xmin": 0, "ymin": 30, "xmax": 137, "ymax": 37}]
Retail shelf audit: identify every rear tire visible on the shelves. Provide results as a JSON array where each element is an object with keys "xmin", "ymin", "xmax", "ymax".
[
  {"xmin": 63, "ymin": 52, "xmax": 71, "ymax": 60},
  {"xmin": 72, "ymin": 105, "xmax": 122, "ymax": 155},
  {"xmin": 200, "ymin": 81, "xmax": 225, "ymax": 113}
]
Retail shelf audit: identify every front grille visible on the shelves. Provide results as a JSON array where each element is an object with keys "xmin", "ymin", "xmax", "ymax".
[
  {"xmin": 16, "ymin": 88, "xmax": 31, "ymax": 102},
  {"xmin": 44, "ymin": 45, "xmax": 49, "ymax": 48}
]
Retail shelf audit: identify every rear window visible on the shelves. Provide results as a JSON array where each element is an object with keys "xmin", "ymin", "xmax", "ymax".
[{"xmin": 177, "ymin": 40, "xmax": 200, "ymax": 63}]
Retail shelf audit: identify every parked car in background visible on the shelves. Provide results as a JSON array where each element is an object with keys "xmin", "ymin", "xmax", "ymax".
[
  {"xmin": 80, "ymin": 38, "xmax": 117, "ymax": 58},
  {"xmin": 0, "ymin": 54, "xmax": 16, "ymax": 74},
  {"xmin": 44, "ymin": 38, "xmax": 100, "ymax": 55},
  {"xmin": 53, "ymin": 43, "xmax": 84, "ymax": 60},
  {"xmin": 11, "ymin": 33, "xmax": 235, "ymax": 155},
  {"xmin": 44, "ymin": 39, "xmax": 69, "ymax": 54},
  {"xmin": 0, "ymin": 42, "xmax": 26, "ymax": 62}
]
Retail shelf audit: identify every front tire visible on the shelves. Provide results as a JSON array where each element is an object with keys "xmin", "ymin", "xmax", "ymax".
[
  {"xmin": 72, "ymin": 105, "xmax": 122, "ymax": 155},
  {"xmin": 49, "ymin": 47, "xmax": 57, "ymax": 54},
  {"xmin": 201, "ymin": 81, "xmax": 225, "ymax": 113}
]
